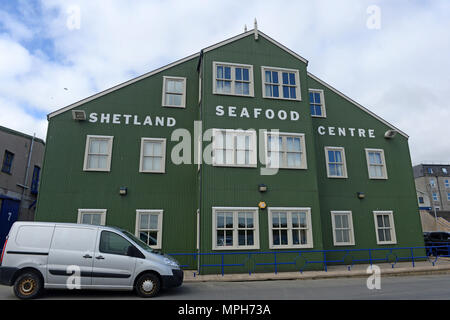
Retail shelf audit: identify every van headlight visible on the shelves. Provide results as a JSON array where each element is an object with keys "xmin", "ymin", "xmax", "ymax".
[{"xmin": 164, "ymin": 257, "xmax": 179, "ymax": 267}]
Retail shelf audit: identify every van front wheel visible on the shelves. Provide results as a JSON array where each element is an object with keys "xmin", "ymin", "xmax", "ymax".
[
  {"xmin": 135, "ymin": 273, "xmax": 161, "ymax": 298},
  {"xmin": 13, "ymin": 271, "xmax": 43, "ymax": 299}
]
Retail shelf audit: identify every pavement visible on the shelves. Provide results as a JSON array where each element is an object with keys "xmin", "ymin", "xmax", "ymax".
[{"xmin": 182, "ymin": 257, "xmax": 450, "ymax": 283}]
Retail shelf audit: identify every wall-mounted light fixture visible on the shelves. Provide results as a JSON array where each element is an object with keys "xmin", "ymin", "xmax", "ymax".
[
  {"xmin": 258, "ymin": 184, "xmax": 268, "ymax": 193},
  {"xmin": 384, "ymin": 130, "xmax": 397, "ymax": 139},
  {"xmin": 357, "ymin": 192, "xmax": 365, "ymax": 199},
  {"xmin": 258, "ymin": 201, "xmax": 267, "ymax": 209},
  {"xmin": 72, "ymin": 110, "xmax": 86, "ymax": 121},
  {"xmin": 119, "ymin": 187, "xmax": 128, "ymax": 196}
]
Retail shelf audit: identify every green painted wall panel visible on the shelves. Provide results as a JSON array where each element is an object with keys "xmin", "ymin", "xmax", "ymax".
[{"xmin": 35, "ymin": 32, "xmax": 424, "ymax": 274}]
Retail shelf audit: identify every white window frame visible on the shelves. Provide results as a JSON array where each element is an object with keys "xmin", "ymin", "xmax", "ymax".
[
  {"xmin": 162, "ymin": 76, "xmax": 186, "ymax": 108},
  {"xmin": 213, "ymin": 62, "xmax": 254, "ymax": 97},
  {"xmin": 139, "ymin": 138, "xmax": 166, "ymax": 173},
  {"xmin": 365, "ymin": 148, "xmax": 388, "ymax": 180},
  {"xmin": 324, "ymin": 146, "xmax": 348, "ymax": 178},
  {"xmin": 445, "ymin": 179, "xmax": 449, "ymax": 188},
  {"xmin": 83, "ymin": 135, "xmax": 114, "ymax": 172},
  {"xmin": 264, "ymin": 131, "xmax": 307, "ymax": 170},
  {"xmin": 77, "ymin": 209, "xmax": 107, "ymax": 226},
  {"xmin": 429, "ymin": 179, "xmax": 436, "ymax": 187},
  {"xmin": 373, "ymin": 211, "xmax": 397, "ymax": 245},
  {"xmin": 330, "ymin": 211, "xmax": 355, "ymax": 246},
  {"xmin": 212, "ymin": 207, "xmax": 260, "ymax": 251},
  {"xmin": 308, "ymin": 89, "xmax": 326, "ymax": 118},
  {"xmin": 135, "ymin": 209, "xmax": 163, "ymax": 249},
  {"xmin": 261, "ymin": 66, "xmax": 301, "ymax": 101},
  {"xmin": 268, "ymin": 207, "xmax": 313, "ymax": 249},
  {"xmin": 212, "ymin": 129, "xmax": 257, "ymax": 168},
  {"xmin": 432, "ymin": 192, "xmax": 439, "ymax": 202}
]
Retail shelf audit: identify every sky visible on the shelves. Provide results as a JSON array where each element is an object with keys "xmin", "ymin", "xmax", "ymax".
[{"xmin": 0, "ymin": 0, "xmax": 449, "ymax": 165}]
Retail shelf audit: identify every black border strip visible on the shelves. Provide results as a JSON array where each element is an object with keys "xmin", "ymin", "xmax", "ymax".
[{"xmin": 7, "ymin": 251, "xmax": 48, "ymax": 256}]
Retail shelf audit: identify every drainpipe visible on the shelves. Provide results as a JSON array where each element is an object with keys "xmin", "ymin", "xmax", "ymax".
[{"xmin": 19, "ymin": 133, "xmax": 35, "ymax": 220}]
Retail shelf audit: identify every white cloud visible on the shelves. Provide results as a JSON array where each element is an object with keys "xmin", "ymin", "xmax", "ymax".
[
  {"xmin": 0, "ymin": 97, "xmax": 47, "ymax": 139},
  {"xmin": 0, "ymin": 0, "xmax": 449, "ymax": 164}
]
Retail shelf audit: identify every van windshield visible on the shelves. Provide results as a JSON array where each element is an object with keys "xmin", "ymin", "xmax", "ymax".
[{"xmin": 120, "ymin": 230, "xmax": 160, "ymax": 254}]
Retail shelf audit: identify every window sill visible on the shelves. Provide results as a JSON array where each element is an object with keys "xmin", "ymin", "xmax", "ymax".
[
  {"xmin": 212, "ymin": 163, "xmax": 257, "ymax": 169},
  {"xmin": 262, "ymin": 96, "xmax": 302, "ymax": 102},
  {"xmin": 213, "ymin": 91, "xmax": 254, "ymax": 98},
  {"xmin": 269, "ymin": 244, "xmax": 313, "ymax": 250},
  {"xmin": 162, "ymin": 104, "xmax": 186, "ymax": 109},
  {"xmin": 333, "ymin": 242, "xmax": 355, "ymax": 247},
  {"xmin": 212, "ymin": 246, "xmax": 260, "ymax": 251},
  {"xmin": 376, "ymin": 241, "xmax": 397, "ymax": 245}
]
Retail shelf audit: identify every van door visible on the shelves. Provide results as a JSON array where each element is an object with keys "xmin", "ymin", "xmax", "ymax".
[
  {"xmin": 47, "ymin": 226, "xmax": 98, "ymax": 288},
  {"xmin": 92, "ymin": 230, "xmax": 137, "ymax": 288}
]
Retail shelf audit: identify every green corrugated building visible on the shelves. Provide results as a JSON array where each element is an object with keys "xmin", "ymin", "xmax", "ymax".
[{"xmin": 36, "ymin": 28, "xmax": 424, "ymax": 274}]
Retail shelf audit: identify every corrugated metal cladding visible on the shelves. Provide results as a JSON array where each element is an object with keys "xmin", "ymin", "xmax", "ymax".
[{"xmin": 36, "ymin": 30, "xmax": 424, "ymax": 274}]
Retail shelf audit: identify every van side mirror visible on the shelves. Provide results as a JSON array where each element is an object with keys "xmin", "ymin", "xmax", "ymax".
[{"xmin": 127, "ymin": 245, "xmax": 145, "ymax": 259}]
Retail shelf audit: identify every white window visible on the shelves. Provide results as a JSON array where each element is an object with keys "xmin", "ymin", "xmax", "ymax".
[
  {"xmin": 445, "ymin": 179, "xmax": 449, "ymax": 188},
  {"xmin": 325, "ymin": 146, "xmax": 347, "ymax": 178},
  {"xmin": 309, "ymin": 89, "xmax": 326, "ymax": 117},
  {"xmin": 430, "ymin": 179, "xmax": 436, "ymax": 187},
  {"xmin": 77, "ymin": 209, "xmax": 107, "ymax": 226},
  {"xmin": 447, "ymin": 193, "xmax": 450, "ymax": 201},
  {"xmin": 213, "ymin": 62, "xmax": 254, "ymax": 97},
  {"xmin": 212, "ymin": 129, "xmax": 257, "ymax": 168},
  {"xmin": 265, "ymin": 132, "xmax": 307, "ymax": 169},
  {"xmin": 432, "ymin": 192, "xmax": 439, "ymax": 202},
  {"xmin": 83, "ymin": 135, "xmax": 113, "ymax": 172},
  {"xmin": 331, "ymin": 211, "xmax": 355, "ymax": 246},
  {"xmin": 373, "ymin": 211, "xmax": 397, "ymax": 245},
  {"xmin": 135, "ymin": 210, "xmax": 163, "ymax": 249},
  {"xmin": 162, "ymin": 76, "xmax": 186, "ymax": 108},
  {"xmin": 139, "ymin": 138, "xmax": 166, "ymax": 173},
  {"xmin": 262, "ymin": 66, "xmax": 301, "ymax": 101},
  {"xmin": 365, "ymin": 149, "xmax": 388, "ymax": 179},
  {"xmin": 212, "ymin": 207, "xmax": 259, "ymax": 250},
  {"xmin": 268, "ymin": 207, "xmax": 313, "ymax": 249}
]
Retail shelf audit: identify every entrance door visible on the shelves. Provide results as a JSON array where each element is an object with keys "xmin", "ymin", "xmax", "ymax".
[
  {"xmin": 0, "ymin": 198, "xmax": 20, "ymax": 248},
  {"xmin": 92, "ymin": 230, "xmax": 137, "ymax": 288}
]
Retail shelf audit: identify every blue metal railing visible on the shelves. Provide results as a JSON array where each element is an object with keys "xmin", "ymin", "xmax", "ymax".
[{"xmin": 168, "ymin": 244, "xmax": 450, "ymax": 276}]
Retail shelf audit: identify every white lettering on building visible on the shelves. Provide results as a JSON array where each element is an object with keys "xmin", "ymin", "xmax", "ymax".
[
  {"xmin": 215, "ymin": 105, "xmax": 299, "ymax": 121},
  {"xmin": 317, "ymin": 126, "xmax": 376, "ymax": 138},
  {"xmin": 88, "ymin": 113, "xmax": 176, "ymax": 127}
]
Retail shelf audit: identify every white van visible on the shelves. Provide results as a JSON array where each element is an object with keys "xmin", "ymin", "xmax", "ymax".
[{"xmin": 0, "ymin": 222, "xmax": 183, "ymax": 299}]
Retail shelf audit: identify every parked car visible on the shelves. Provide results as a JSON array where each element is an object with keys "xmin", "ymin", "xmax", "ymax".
[
  {"xmin": 0, "ymin": 222, "xmax": 183, "ymax": 299},
  {"xmin": 424, "ymin": 231, "xmax": 450, "ymax": 256}
]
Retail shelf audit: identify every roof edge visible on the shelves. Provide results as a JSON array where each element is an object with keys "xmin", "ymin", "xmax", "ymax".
[
  {"xmin": 0, "ymin": 125, "xmax": 45, "ymax": 144},
  {"xmin": 202, "ymin": 29, "xmax": 309, "ymax": 65},
  {"xmin": 47, "ymin": 52, "xmax": 200, "ymax": 120},
  {"xmin": 47, "ymin": 29, "xmax": 310, "ymax": 120},
  {"xmin": 307, "ymin": 72, "xmax": 409, "ymax": 139}
]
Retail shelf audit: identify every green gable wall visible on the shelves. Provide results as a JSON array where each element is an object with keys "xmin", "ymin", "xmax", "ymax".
[
  {"xmin": 36, "ymin": 58, "xmax": 200, "ymax": 255},
  {"xmin": 35, "ymin": 31, "xmax": 424, "ymax": 274}
]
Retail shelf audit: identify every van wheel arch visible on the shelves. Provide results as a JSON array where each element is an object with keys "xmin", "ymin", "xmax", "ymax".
[
  {"xmin": 12, "ymin": 268, "xmax": 44, "ymax": 299},
  {"xmin": 12, "ymin": 267, "xmax": 44, "ymax": 285},
  {"xmin": 133, "ymin": 270, "xmax": 162, "ymax": 288},
  {"xmin": 134, "ymin": 271, "xmax": 162, "ymax": 298}
]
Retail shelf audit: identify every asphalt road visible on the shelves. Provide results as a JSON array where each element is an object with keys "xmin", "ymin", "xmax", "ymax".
[{"xmin": 0, "ymin": 274, "xmax": 449, "ymax": 300}]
